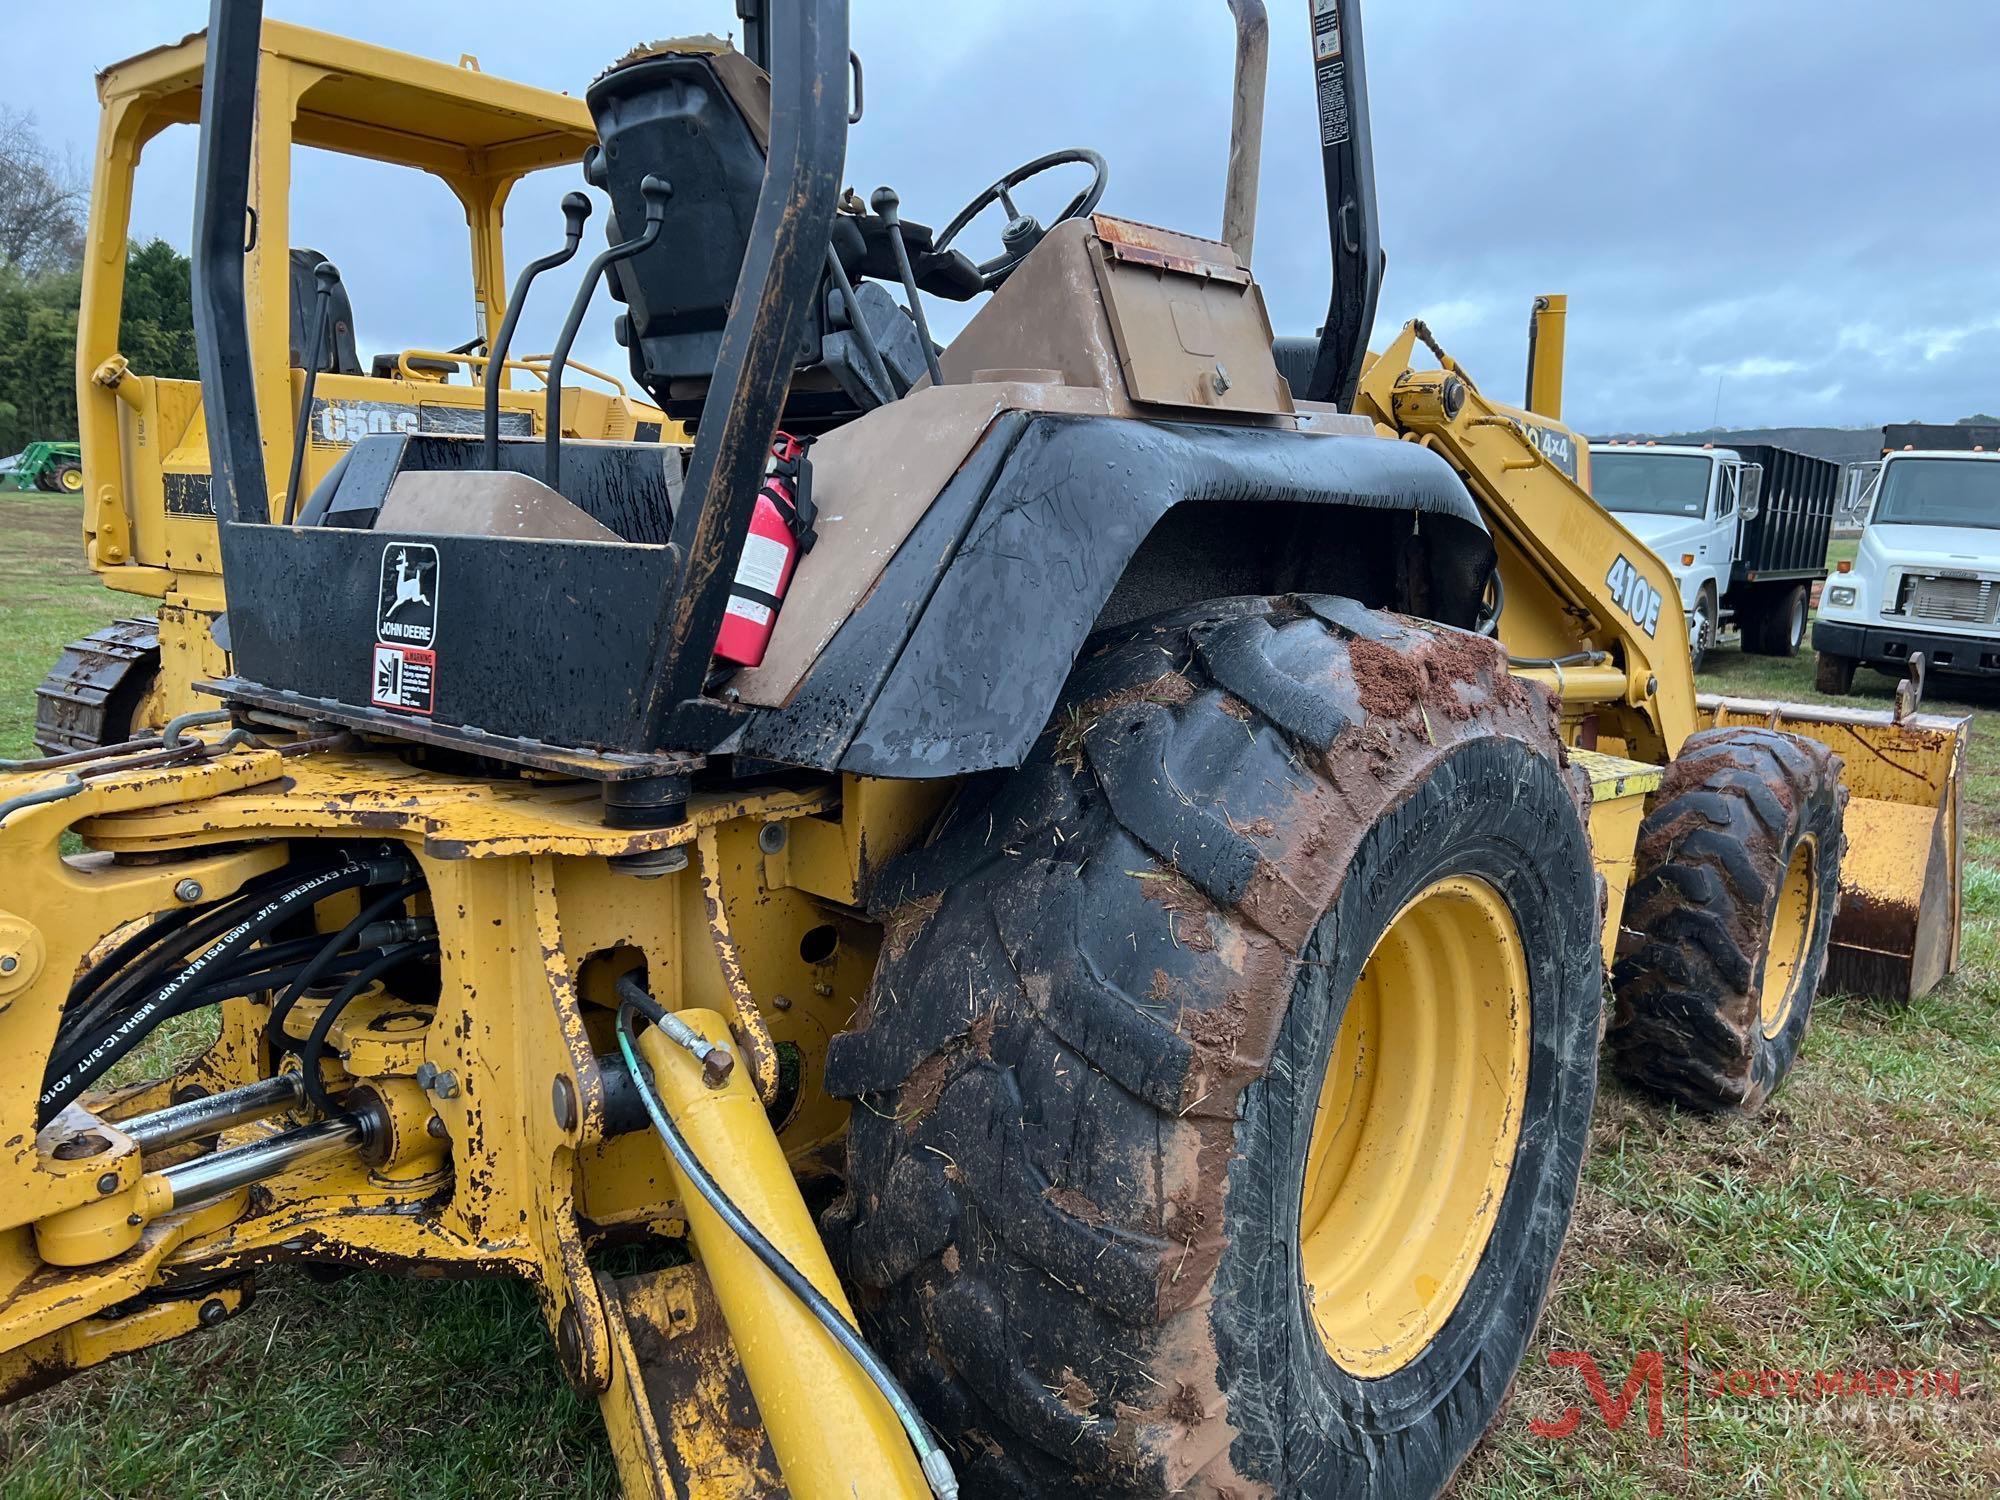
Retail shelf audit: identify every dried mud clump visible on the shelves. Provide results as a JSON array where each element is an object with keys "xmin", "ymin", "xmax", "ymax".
[
  {"xmin": 879, "ymin": 891, "xmax": 943, "ymax": 962},
  {"xmin": 1349, "ymin": 628, "xmax": 1530, "ymax": 723},
  {"xmin": 897, "ymin": 1009, "xmax": 995, "ymax": 1129},
  {"xmin": 1140, "ymin": 872, "xmax": 1218, "ymax": 953}
]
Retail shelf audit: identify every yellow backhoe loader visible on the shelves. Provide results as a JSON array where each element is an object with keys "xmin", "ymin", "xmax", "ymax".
[
  {"xmin": 0, "ymin": 3, "xmax": 1966, "ymax": 1497},
  {"xmin": 36, "ymin": 21, "xmax": 674, "ymax": 757}
]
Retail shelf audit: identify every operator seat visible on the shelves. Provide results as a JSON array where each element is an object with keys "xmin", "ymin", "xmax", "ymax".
[
  {"xmin": 588, "ymin": 40, "xmax": 974, "ymax": 433},
  {"xmin": 286, "ymin": 247, "xmax": 361, "ymax": 375}
]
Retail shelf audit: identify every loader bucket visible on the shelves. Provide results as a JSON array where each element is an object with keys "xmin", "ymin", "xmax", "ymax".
[{"xmin": 1695, "ymin": 694, "xmax": 1968, "ymax": 1002}]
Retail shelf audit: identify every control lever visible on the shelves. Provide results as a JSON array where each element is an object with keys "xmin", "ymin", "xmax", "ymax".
[
  {"xmin": 870, "ymin": 186, "xmax": 944, "ymax": 388},
  {"xmin": 823, "ymin": 247, "xmax": 894, "ymax": 402},
  {"xmin": 483, "ymin": 191, "xmax": 592, "ymax": 470},
  {"xmin": 545, "ymin": 174, "xmax": 671, "ymax": 497},
  {"xmin": 282, "ymin": 260, "xmax": 340, "ymax": 524}
]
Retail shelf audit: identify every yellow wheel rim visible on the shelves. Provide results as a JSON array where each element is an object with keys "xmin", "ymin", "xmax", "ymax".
[
  {"xmin": 1758, "ymin": 837, "xmax": 1816, "ymax": 1038},
  {"xmin": 59, "ymin": 467, "xmax": 83, "ymax": 492},
  {"xmin": 1299, "ymin": 875, "xmax": 1530, "ymax": 1378}
]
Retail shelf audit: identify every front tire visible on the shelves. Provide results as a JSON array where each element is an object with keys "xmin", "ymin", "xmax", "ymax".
[
  {"xmin": 1814, "ymin": 649, "xmax": 1858, "ymax": 694},
  {"xmin": 1609, "ymin": 727, "xmax": 1846, "ymax": 1112},
  {"xmin": 1689, "ymin": 585, "xmax": 1717, "ymax": 671},
  {"xmin": 826, "ymin": 597, "xmax": 1602, "ymax": 1498}
]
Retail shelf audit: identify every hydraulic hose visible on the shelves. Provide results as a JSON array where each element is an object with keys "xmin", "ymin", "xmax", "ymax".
[
  {"xmin": 58, "ymin": 858, "xmax": 368, "ymax": 1051},
  {"xmin": 39, "ymin": 859, "xmax": 397, "ymax": 1123},
  {"xmin": 179, "ymin": 948, "xmax": 384, "ymax": 1011},
  {"xmin": 615, "ymin": 1000, "xmax": 959, "ymax": 1500},
  {"xmin": 66, "ymin": 902, "xmax": 206, "ymax": 1009},
  {"xmin": 1507, "ymin": 650, "xmax": 1610, "ymax": 668},
  {"xmin": 298, "ymin": 942, "xmax": 437, "ymax": 1116},
  {"xmin": 267, "ymin": 880, "xmax": 425, "ymax": 1047}
]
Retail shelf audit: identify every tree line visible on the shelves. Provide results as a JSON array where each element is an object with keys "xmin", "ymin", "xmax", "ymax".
[{"xmin": 0, "ymin": 108, "xmax": 196, "ymax": 458}]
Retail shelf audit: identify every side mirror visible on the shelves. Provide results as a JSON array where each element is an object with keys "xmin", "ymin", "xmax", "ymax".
[{"xmin": 1739, "ymin": 463, "xmax": 1763, "ymax": 521}]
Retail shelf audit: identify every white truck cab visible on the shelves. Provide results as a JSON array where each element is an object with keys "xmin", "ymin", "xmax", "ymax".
[
  {"xmin": 1591, "ymin": 442, "xmax": 1834, "ymax": 668},
  {"xmin": 1814, "ymin": 447, "xmax": 2000, "ymax": 691}
]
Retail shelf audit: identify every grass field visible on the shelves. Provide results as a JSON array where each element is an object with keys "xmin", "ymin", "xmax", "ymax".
[{"xmin": 1, "ymin": 492, "xmax": 1994, "ymax": 1498}]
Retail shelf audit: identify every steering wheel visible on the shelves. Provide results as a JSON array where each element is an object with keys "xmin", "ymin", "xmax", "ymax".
[{"xmin": 934, "ymin": 148, "xmax": 1108, "ymax": 290}]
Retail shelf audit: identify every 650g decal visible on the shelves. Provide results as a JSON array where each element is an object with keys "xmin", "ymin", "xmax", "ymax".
[{"xmin": 1605, "ymin": 554, "xmax": 1664, "ymax": 637}]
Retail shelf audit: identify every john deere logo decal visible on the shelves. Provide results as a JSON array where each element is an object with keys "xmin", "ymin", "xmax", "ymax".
[{"xmin": 371, "ymin": 542, "xmax": 438, "ymax": 715}]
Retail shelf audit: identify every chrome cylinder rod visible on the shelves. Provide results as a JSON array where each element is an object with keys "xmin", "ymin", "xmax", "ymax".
[
  {"xmin": 158, "ymin": 1115, "xmax": 364, "ymax": 1211},
  {"xmin": 124, "ymin": 1074, "xmax": 305, "ymax": 1154}
]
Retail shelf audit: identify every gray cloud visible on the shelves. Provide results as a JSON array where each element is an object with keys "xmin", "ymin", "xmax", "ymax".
[{"xmin": 10, "ymin": 1, "xmax": 1995, "ymax": 435}]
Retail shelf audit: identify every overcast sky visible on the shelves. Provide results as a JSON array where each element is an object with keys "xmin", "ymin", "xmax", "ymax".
[{"xmin": 9, "ymin": 1, "xmax": 1996, "ymax": 435}]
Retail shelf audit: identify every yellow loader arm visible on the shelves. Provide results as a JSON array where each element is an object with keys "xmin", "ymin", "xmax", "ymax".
[
  {"xmin": 1358, "ymin": 319, "xmax": 1967, "ymax": 1002},
  {"xmin": 1356, "ymin": 320, "xmax": 1695, "ymax": 764}
]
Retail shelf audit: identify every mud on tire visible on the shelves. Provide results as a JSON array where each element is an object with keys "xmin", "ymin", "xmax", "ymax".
[
  {"xmin": 823, "ymin": 596, "xmax": 1603, "ymax": 1498},
  {"xmin": 1609, "ymin": 726, "xmax": 1847, "ymax": 1113}
]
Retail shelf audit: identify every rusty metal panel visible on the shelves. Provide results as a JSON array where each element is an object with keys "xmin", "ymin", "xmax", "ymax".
[
  {"xmin": 1695, "ymin": 693, "xmax": 1968, "ymax": 1000},
  {"xmin": 1088, "ymin": 215, "xmax": 1293, "ymax": 416},
  {"xmin": 1093, "ymin": 213, "xmax": 1253, "ymax": 284},
  {"xmin": 606, "ymin": 1262, "xmax": 789, "ymax": 1499}
]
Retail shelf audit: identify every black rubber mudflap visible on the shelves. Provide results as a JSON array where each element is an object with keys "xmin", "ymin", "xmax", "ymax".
[{"xmin": 32, "ymin": 618, "xmax": 161, "ymax": 755}]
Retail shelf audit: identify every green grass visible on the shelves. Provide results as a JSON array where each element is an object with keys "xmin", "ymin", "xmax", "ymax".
[{"xmin": 3, "ymin": 502, "xmax": 1995, "ymax": 1496}]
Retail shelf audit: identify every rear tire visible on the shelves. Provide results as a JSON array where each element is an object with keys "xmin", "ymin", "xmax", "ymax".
[
  {"xmin": 1814, "ymin": 650, "xmax": 1857, "ymax": 694},
  {"xmin": 1746, "ymin": 584, "xmax": 1808, "ymax": 657},
  {"xmin": 52, "ymin": 461, "xmax": 83, "ymax": 494},
  {"xmin": 1609, "ymin": 727, "xmax": 1846, "ymax": 1112},
  {"xmin": 826, "ymin": 597, "xmax": 1602, "ymax": 1498}
]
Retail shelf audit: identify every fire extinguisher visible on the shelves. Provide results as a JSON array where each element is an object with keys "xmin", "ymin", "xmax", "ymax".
[{"xmin": 713, "ymin": 431, "xmax": 817, "ymax": 669}]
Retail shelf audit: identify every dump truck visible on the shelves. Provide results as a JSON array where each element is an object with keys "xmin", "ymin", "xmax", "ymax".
[
  {"xmin": 33, "ymin": 22, "xmax": 673, "ymax": 758},
  {"xmin": 1591, "ymin": 439, "xmax": 1839, "ymax": 667},
  {"xmin": 1817, "ymin": 425, "xmax": 2000, "ymax": 690},
  {"xmin": 0, "ymin": 3, "xmax": 1967, "ymax": 1497}
]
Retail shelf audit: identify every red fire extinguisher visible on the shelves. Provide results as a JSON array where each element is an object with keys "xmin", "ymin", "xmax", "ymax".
[{"xmin": 713, "ymin": 431, "xmax": 817, "ymax": 669}]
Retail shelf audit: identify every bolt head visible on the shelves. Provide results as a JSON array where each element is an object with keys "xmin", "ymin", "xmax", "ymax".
[
  {"xmin": 96, "ymin": 1172, "xmax": 121, "ymax": 1195},
  {"xmin": 758, "ymin": 822, "xmax": 788, "ymax": 855},
  {"xmin": 198, "ymin": 1298, "xmax": 228, "ymax": 1328},
  {"xmin": 174, "ymin": 879, "xmax": 205, "ymax": 903},
  {"xmin": 551, "ymin": 1074, "xmax": 578, "ymax": 1132},
  {"xmin": 0, "ymin": 955, "xmax": 15, "ymax": 975}
]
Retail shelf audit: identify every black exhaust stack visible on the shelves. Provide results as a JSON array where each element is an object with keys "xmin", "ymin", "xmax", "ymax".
[
  {"xmin": 1298, "ymin": 0, "xmax": 1381, "ymax": 412},
  {"xmin": 191, "ymin": 0, "xmax": 268, "ymax": 528}
]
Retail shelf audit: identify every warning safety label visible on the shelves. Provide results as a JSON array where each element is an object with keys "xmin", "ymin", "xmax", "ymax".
[{"xmin": 371, "ymin": 643, "xmax": 436, "ymax": 716}]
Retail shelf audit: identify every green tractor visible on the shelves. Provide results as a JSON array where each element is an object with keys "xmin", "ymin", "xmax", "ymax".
[{"xmin": 1, "ymin": 441, "xmax": 84, "ymax": 494}]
